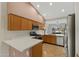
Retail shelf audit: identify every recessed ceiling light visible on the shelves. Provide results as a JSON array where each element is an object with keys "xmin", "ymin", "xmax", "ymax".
[
  {"xmin": 61, "ymin": 9, "xmax": 65, "ymax": 12},
  {"xmin": 49, "ymin": 2, "xmax": 53, "ymax": 6},
  {"xmin": 37, "ymin": 5, "xmax": 40, "ymax": 8}
]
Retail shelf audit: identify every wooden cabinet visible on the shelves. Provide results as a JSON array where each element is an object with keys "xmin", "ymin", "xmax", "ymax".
[
  {"xmin": 27, "ymin": 20, "xmax": 32, "ymax": 30},
  {"xmin": 13, "ymin": 15, "xmax": 21, "ymax": 30},
  {"xmin": 39, "ymin": 24, "xmax": 45, "ymax": 30},
  {"xmin": 8, "ymin": 14, "xmax": 14, "ymax": 30},
  {"xmin": 31, "ymin": 42, "xmax": 42, "ymax": 57},
  {"xmin": 8, "ymin": 13, "xmax": 44, "ymax": 31},
  {"xmin": 42, "ymin": 35, "xmax": 56, "ymax": 44},
  {"xmin": 8, "ymin": 14, "xmax": 21, "ymax": 30},
  {"xmin": 21, "ymin": 18, "xmax": 28, "ymax": 30},
  {"xmin": 21, "ymin": 18, "xmax": 32, "ymax": 30},
  {"xmin": 8, "ymin": 14, "xmax": 32, "ymax": 30}
]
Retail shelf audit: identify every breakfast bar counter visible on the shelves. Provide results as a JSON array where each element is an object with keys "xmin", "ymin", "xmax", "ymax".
[{"xmin": 3, "ymin": 36, "xmax": 43, "ymax": 57}]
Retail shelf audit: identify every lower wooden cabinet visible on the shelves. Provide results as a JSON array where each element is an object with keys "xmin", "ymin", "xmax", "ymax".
[
  {"xmin": 30, "ymin": 42, "xmax": 42, "ymax": 57},
  {"xmin": 42, "ymin": 35, "xmax": 57, "ymax": 44},
  {"xmin": 9, "ymin": 42, "xmax": 43, "ymax": 57}
]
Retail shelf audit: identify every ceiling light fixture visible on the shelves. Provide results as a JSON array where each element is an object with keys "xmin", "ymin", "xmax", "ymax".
[
  {"xmin": 61, "ymin": 9, "xmax": 65, "ymax": 12},
  {"xmin": 49, "ymin": 2, "xmax": 53, "ymax": 6},
  {"xmin": 37, "ymin": 5, "xmax": 40, "ymax": 8}
]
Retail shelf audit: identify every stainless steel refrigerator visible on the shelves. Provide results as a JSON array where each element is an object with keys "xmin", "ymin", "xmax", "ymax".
[{"xmin": 64, "ymin": 14, "xmax": 75, "ymax": 57}]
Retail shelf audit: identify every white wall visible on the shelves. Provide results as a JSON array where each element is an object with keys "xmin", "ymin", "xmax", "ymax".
[
  {"xmin": 74, "ymin": 2, "xmax": 79, "ymax": 56},
  {"xmin": 0, "ymin": 2, "xmax": 2, "ymax": 56},
  {"xmin": 45, "ymin": 18, "xmax": 67, "ymax": 24},
  {"xmin": 0, "ymin": 2, "xmax": 31, "ymax": 57},
  {"xmin": 0, "ymin": 2, "xmax": 8, "ymax": 56}
]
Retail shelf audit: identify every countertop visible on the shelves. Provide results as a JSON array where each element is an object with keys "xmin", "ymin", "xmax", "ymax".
[{"xmin": 3, "ymin": 36, "xmax": 43, "ymax": 52}]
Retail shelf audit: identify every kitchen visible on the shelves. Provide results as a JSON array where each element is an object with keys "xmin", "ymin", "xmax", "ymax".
[{"xmin": 0, "ymin": 2, "xmax": 75, "ymax": 57}]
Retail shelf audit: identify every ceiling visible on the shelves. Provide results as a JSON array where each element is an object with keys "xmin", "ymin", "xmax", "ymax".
[{"xmin": 31, "ymin": 2, "xmax": 75, "ymax": 20}]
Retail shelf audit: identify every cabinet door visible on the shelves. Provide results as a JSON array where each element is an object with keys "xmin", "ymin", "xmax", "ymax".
[
  {"xmin": 31, "ymin": 42, "xmax": 42, "ymax": 57},
  {"xmin": 42, "ymin": 35, "xmax": 51, "ymax": 43},
  {"xmin": 21, "ymin": 18, "xmax": 32, "ymax": 30},
  {"xmin": 39, "ymin": 24, "xmax": 44, "ymax": 30},
  {"xmin": 8, "ymin": 14, "xmax": 14, "ymax": 30},
  {"xmin": 13, "ymin": 15, "xmax": 21, "ymax": 30},
  {"xmin": 21, "ymin": 18, "xmax": 28, "ymax": 30},
  {"xmin": 8, "ymin": 14, "xmax": 21, "ymax": 30},
  {"xmin": 27, "ymin": 20, "xmax": 32, "ymax": 30},
  {"xmin": 43, "ymin": 35, "xmax": 56, "ymax": 44},
  {"xmin": 50, "ymin": 35, "xmax": 56, "ymax": 44}
]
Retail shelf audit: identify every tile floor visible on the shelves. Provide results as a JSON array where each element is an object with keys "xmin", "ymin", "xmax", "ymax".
[{"xmin": 43, "ymin": 43, "xmax": 65, "ymax": 57}]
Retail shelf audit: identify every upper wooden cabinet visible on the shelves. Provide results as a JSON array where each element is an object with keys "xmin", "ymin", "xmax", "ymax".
[
  {"xmin": 13, "ymin": 14, "xmax": 22, "ymax": 30},
  {"xmin": 8, "ymin": 14, "xmax": 45, "ymax": 31},
  {"xmin": 8, "ymin": 14, "xmax": 21, "ymax": 30},
  {"xmin": 21, "ymin": 18, "xmax": 28, "ymax": 30},
  {"xmin": 21, "ymin": 18, "xmax": 32, "ymax": 30},
  {"xmin": 39, "ymin": 24, "xmax": 45, "ymax": 30},
  {"xmin": 8, "ymin": 14, "xmax": 14, "ymax": 30}
]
